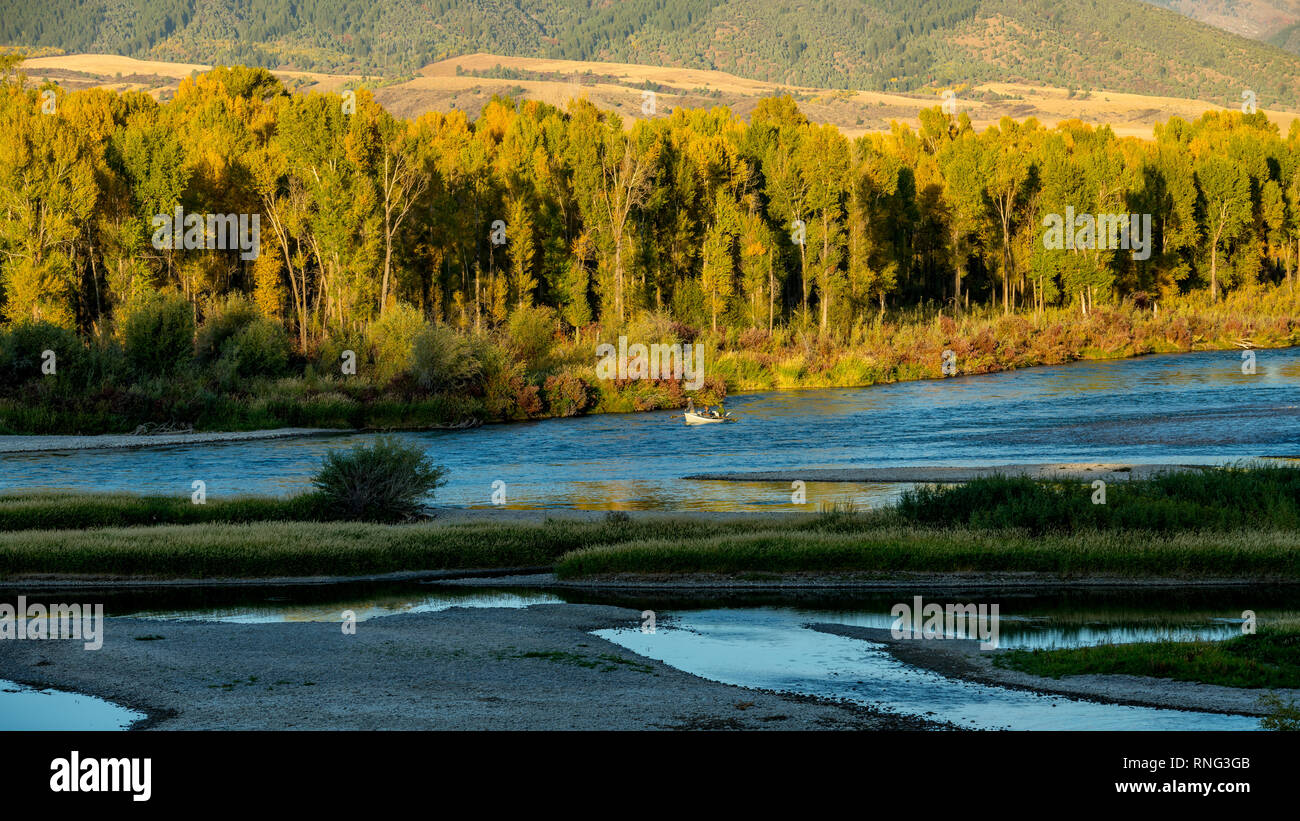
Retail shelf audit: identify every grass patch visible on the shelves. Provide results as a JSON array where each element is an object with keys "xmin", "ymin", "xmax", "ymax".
[
  {"xmin": 553, "ymin": 528, "xmax": 1300, "ymax": 579},
  {"xmin": 5, "ymin": 466, "xmax": 1300, "ymax": 580},
  {"xmin": 508, "ymin": 650, "xmax": 656, "ymax": 674},
  {"xmin": 0, "ymin": 516, "xmax": 815, "ymax": 579},
  {"xmin": 994, "ymin": 622, "xmax": 1300, "ymax": 689},
  {"xmin": 0, "ymin": 491, "xmax": 329, "ymax": 532},
  {"xmin": 897, "ymin": 464, "xmax": 1300, "ymax": 533}
]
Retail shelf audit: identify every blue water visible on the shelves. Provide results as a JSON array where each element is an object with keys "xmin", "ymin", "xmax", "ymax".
[
  {"xmin": 2, "ymin": 347, "xmax": 1297, "ymax": 510},
  {"xmin": 0, "ymin": 679, "xmax": 144, "ymax": 730},
  {"xmin": 597, "ymin": 608, "xmax": 1265, "ymax": 731}
]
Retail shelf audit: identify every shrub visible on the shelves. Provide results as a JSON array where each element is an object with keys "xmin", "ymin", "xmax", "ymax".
[
  {"xmin": 0, "ymin": 321, "xmax": 84, "ymax": 385},
  {"xmin": 1259, "ymin": 693, "xmax": 1300, "ymax": 731},
  {"xmin": 120, "ymin": 293, "xmax": 195, "ymax": 376},
  {"xmin": 310, "ymin": 436, "xmax": 447, "ymax": 521},
  {"xmin": 480, "ymin": 346, "xmax": 541, "ymax": 418},
  {"xmin": 408, "ymin": 324, "xmax": 483, "ymax": 392},
  {"xmin": 222, "ymin": 318, "xmax": 291, "ymax": 378},
  {"xmin": 195, "ymin": 296, "xmax": 261, "ymax": 365},
  {"xmin": 366, "ymin": 303, "xmax": 426, "ymax": 383},
  {"xmin": 315, "ymin": 333, "xmax": 365, "ymax": 375},
  {"xmin": 543, "ymin": 371, "xmax": 591, "ymax": 417},
  {"xmin": 504, "ymin": 304, "xmax": 556, "ymax": 370}
]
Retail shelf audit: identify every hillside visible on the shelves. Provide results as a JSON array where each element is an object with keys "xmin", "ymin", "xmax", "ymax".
[
  {"xmin": 1141, "ymin": 1, "xmax": 1300, "ymax": 48},
  {"xmin": 20, "ymin": 52, "xmax": 1300, "ymax": 141},
  {"xmin": 5, "ymin": 0, "xmax": 1300, "ymax": 109}
]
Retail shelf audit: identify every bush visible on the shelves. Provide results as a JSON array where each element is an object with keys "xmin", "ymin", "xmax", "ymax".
[
  {"xmin": 310, "ymin": 436, "xmax": 447, "ymax": 521},
  {"xmin": 366, "ymin": 303, "xmax": 426, "ymax": 383},
  {"xmin": 120, "ymin": 293, "xmax": 194, "ymax": 376},
  {"xmin": 0, "ymin": 321, "xmax": 85, "ymax": 386},
  {"xmin": 1260, "ymin": 692, "xmax": 1300, "ymax": 731},
  {"xmin": 505, "ymin": 305, "xmax": 556, "ymax": 369},
  {"xmin": 222, "ymin": 318, "xmax": 291, "ymax": 378},
  {"xmin": 408, "ymin": 324, "xmax": 483, "ymax": 392},
  {"xmin": 543, "ymin": 370, "xmax": 591, "ymax": 417},
  {"xmin": 195, "ymin": 296, "xmax": 261, "ymax": 365},
  {"xmin": 315, "ymin": 333, "xmax": 365, "ymax": 375},
  {"xmin": 195, "ymin": 296, "xmax": 290, "ymax": 380}
]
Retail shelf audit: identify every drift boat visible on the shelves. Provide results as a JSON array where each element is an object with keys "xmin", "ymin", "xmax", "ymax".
[{"xmin": 683, "ymin": 410, "xmax": 737, "ymax": 425}]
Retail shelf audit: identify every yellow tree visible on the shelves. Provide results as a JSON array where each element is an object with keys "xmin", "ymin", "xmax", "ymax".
[{"xmin": 0, "ymin": 84, "xmax": 98, "ymax": 326}]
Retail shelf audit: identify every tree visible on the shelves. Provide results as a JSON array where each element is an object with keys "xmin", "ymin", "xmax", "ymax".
[{"xmin": 1195, "ymin": 154, "xmax": 1250, "ymax": 301}]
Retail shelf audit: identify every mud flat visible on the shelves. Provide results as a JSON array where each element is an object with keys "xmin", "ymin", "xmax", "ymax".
[
  {"xmin": 0, "ymin": 428, "xmax": 342, "ymax": 454},
  {"xmin": 810, "ymin": 623, "xmax": 1291, "ymax": 717},
  {"xmin": 0, "ymin": 605, "xmax": 939, "ymax": 730},
  {"xmin": 684, "ymin": 462, "xmax": 1215, "ymax": 484}
]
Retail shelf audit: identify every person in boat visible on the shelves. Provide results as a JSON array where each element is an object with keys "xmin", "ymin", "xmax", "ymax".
[{"xmin": 686, "ymin": 397, "xmax": 695, "ymax": 414}]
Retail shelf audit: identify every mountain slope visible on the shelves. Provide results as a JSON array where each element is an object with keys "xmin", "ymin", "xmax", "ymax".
[
  {"xmin": 1142, "ymin": 1, "xmax": 1300, "ymax": 38},
  {"xmin": 5, "ymin": 0, "xmax": 1300, "ymax": 108}
]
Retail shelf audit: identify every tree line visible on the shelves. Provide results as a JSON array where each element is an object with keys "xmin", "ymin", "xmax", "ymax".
[{"xmin": 3, "ymin": 59, "xmax": 1299, "ymax": 355}]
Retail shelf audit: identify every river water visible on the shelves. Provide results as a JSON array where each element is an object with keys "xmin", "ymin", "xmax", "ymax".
[
  {"xmin": 6, "ymin": 583, "xmax": 1280, "ymax": 731},
  {"xmin": 2, "ymin": 347, "xmax": 1298, "ymax": 509},
  {"xmin": 2, "ymin": 349, "xmax": 1297, "ymax": 728}
]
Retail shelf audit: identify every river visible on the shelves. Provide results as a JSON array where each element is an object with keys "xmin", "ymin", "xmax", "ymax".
[{"xmin": 2, "ymin": 347, "xmax": 1298, "ymax": 509}]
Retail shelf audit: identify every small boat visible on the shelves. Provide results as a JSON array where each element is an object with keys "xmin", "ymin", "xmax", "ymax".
[{"xmin": 683, "ymin": 411, "xmax": 737, "ymax": 425}]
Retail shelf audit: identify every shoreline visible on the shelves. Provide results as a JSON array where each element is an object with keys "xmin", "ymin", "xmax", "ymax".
[
  {"xmin": 0, "ymin": 345, "xmax": 1294, "ymax": 448},
  {"xmin": 0, "ymin": 605, "xmax": 943, "ymax": 731},
  {"xmin": 808, "ymin": 623, "xmax": 1290, "ymax": 718},
  {"xmin": 685, "ymin": 462, "xmax": 1220, "ymax": 483},
  {"xmin": 0, "ymin": 427, "xmax": 343, "ymax": 454},
  {"xmin": 4, "ymin": 569, "xmax": 1295, "ymax": 591}
]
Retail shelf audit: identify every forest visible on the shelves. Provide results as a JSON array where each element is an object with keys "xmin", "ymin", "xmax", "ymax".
[
  {"xmin": 2, "ymin": 57, "xmax": 1298, "ymax": 434},
  {"xmin": 6, "ymin": 0, "xmax": 1300, "ymax": 105}
]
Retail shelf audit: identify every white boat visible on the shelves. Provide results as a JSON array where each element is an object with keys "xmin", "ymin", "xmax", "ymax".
[{"xmin": 683, "ymin": 411, "xmax": 736, "ymax": 425}]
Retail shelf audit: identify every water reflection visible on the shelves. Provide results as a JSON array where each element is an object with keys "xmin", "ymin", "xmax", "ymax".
[
  {"xmin": 123, "ymin": 589, "xmax": 562, "ymax": 623},
  {"xmin": 597, "ymin": 609, "xmax": 1263, "ymax": 731},
  {"xmin": 796, "ymin": 608, "xmax": 1263, "ymax": 650}
]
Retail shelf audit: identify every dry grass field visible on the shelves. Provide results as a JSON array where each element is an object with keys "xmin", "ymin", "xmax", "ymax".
[
  {"xmin": 18, "ymin": 51, "xmax": 1300, "ymax": 139},
  {"xmin": 18, "ymin": 53, "xmax": 356, "ymax": 98}
]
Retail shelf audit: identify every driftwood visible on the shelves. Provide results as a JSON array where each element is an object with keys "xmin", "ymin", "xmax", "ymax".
[
  {"xmin": 1234, "ymin": 338, "xmax": 1255, "ymax": 349},
  {"xmin": 427, "ymin": 418, "xmax": 482, "ymax": 430},
  {"xmin": 366, "ymin": 418, "xmax": 483, "ymax": 432},
  {"xmin": 130, "ymin": 421, "xmax": 195, "ymax": 436}
]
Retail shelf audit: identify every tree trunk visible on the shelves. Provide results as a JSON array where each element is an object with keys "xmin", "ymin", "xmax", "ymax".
[{"xmin": 768, "ymin": 254, "xmax": 774, "ymax": 333}]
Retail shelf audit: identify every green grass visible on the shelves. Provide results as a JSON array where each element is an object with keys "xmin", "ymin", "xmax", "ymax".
[
  {"xmin": 994, "ymin": 622, "xmax": 1300, "ymax": 689},
  {"xmin": 0, "ymin": 491, "xmax": 329, "ymax": 531},
  {"xmin": 4, "ymin": 466, "xmax": 1300, "ymax": 580},
  {"xmin": 0, "ymin": 517, "xmax": 801, "ymax": 578},
  {"xmin": 897, "ymin": 465, "xmax": 1300, "ymax": 533},
  {"xmin": 7, "ymin": 516, "xmax": 1291, "ymax": 581},
  {"xmin": 552, "ymin": 528, "xmax": 1300, "ymax": 579}
]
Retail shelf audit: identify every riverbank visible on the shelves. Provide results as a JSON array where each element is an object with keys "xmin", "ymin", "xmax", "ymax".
[
  {"xmin": 3, "ymin": 518, "xmax": 1298, "ymax": 582},
  {"xmin": 5, "ymin": 464, "xmax": 1300, "ymax": 581},
  {"xmin": 3, "ymin": 287, "xmax": 1296, "ymax": 436},
  {"xmin": 685, "ymin": 462, "xmax": 1212, "ymax": 483},
  {"xmin": 0, "ymin": 428, "xmax": 339, "ymax": 454},
  {"xmin": 809, "ymin": 623, "xmax": 1297, "ymax": 718},
  {"xmin": 0, "ymin": 605, "xmax": 940, "ymax": 730}
]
